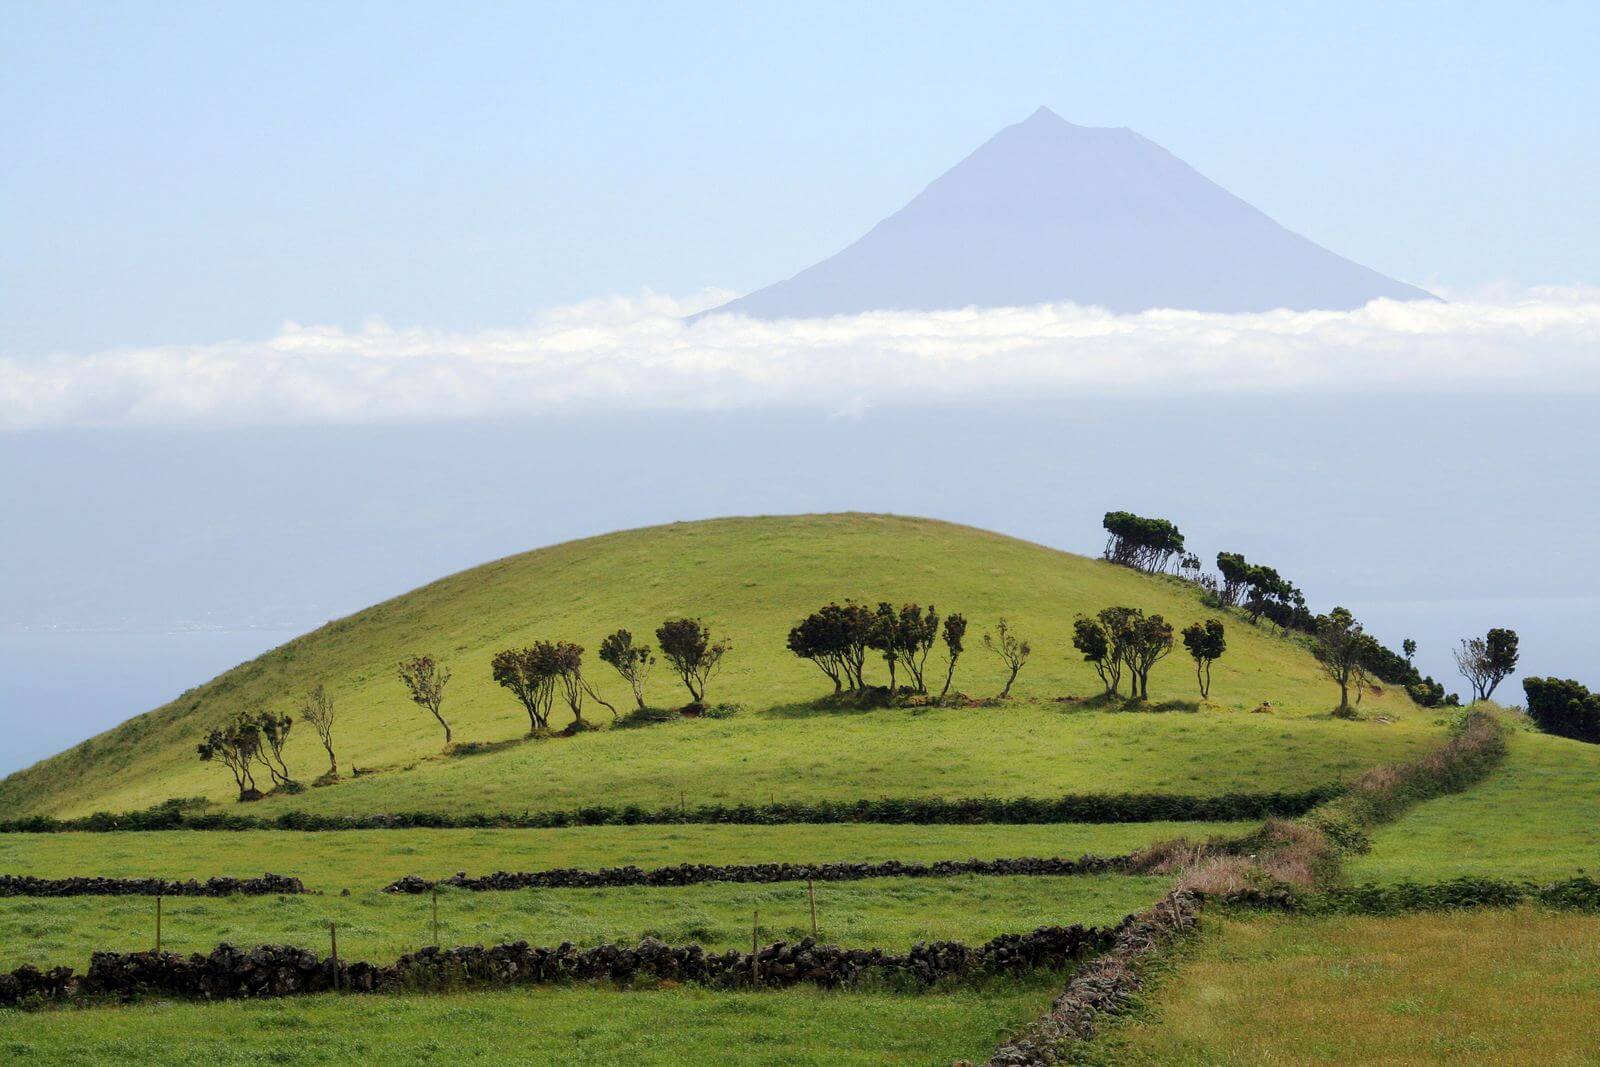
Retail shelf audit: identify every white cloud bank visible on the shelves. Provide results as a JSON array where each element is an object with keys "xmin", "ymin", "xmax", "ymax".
[{"xmin": 4, "ymin": 287, "xmax": 1599, "ymax": 429}]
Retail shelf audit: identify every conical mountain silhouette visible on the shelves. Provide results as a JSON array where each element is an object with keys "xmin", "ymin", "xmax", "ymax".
[{"xmin": 700, "ymin": 107, "xmax": 1432, "ymax": 319}]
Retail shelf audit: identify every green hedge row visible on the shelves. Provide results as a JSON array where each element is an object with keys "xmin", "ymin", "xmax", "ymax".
[
  {"xmin": 0, "ymin": 786, "xmax": 1342, "ymax": 834},
  {"xmin": 1228, "ymin": 876, "xmax": 1600, "ymax": 915}
]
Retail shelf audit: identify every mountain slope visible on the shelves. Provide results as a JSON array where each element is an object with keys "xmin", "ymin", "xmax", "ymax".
[
  {"xmin": 700, "ymin": 107, "xmax": 1433, "ymax": 318},
  {"xmin": 0, "ymin": 513, "xmax": 1430, "ymax": 818}
]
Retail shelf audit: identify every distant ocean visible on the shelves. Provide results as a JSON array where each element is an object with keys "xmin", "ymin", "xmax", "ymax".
[{"xmin": 0, "ymin": 628, "xmax": 300, "ymax": 779}]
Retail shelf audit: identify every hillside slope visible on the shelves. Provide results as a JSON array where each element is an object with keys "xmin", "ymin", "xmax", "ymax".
[{"xmin": 0, "ymin": 513, "xmax": 1427, "ymax": 818}]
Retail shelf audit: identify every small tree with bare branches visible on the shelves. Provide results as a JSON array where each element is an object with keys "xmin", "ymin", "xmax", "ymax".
[
  {"xmin": 599, "ymin": 629, "xmax": 655, "ymax": 710},
  {"xmin": 982, "ymin": 618, "xmax": 1032, "ymax": 699},
  {"xmin": 300, "ymin": 685, "xmax": 339, "ymax": 781},
  {"xmin": 250, "ymin": 709, "xmax": 297, "ymax": 790},
  {"xmin": 398, "ymin": 654, "xmax": 453, "ymax": 745}
]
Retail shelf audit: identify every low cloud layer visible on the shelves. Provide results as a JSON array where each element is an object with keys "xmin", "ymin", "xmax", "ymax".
[{"xmin": 4, "ymin": 287, "xmax": 1598, "ymax": 429}]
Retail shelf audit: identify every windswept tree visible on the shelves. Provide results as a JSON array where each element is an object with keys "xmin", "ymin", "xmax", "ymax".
[
  {"xmin": 299, "ymin": 685, "xmax": 339, "ymax": 781},
  {"xmin": 398, "ymin": 654, "xmax": 453, "ymax": 745},
  {"xmin": 491, "ymin": 645, "xmax": 557, "ymax": 733},
  {"xmin": 1402, "ymin": 638, "xmax": 1417, "ymax": 666},
  {"xmin": 1242, "ymin": 564, "xmax": 1304, "ymax": 628},
  {"xmin": 788, "ymin": 607, "xmax": 850, "ymax": 694},
  {"xmin": 938, "ymin": 612, "xmax": 968, "ymax": 700},
  {"xmin": 982, "ymin": 618, "xmax": 1032, "ymax": 699},
  {"xmin": 1311, "ymin": 607, "xmax": 1374, "ymax": 715},
  {"xmin": 1101, "ymin": 512, "xmax": 1185, "ymax": 574},
  {"xmin": 1454, "ymin": 628, "xmax": 1519, "ymax": 702},
  {"xmin": 787, "ymin": 602, "xmax": 874, "ymax": 693},
  {"xmin": 1216, "ymin": 552, "xmax": 1251, "ymax": 607},
  {"xmin": 867, "ymin": 603, "xmax": 903, "ymax": 692},
  {"xmin": 251, "ymin": 709, "xmax": 296, "ymax": 789},
  {"xmin": 1072, "ymin": 616, "xmax": 1121, "ymax": 697},
  {"xmin": 1181, "ymin": 619, "xmax": 1227, "ymax": 699},
  {"xmin": 1122, "ymin": 613, "xmax": 1175, "ymax": 701},
  {"xmin": 896, "ymin": 604, "xmax": 940, "ymax": 693},
  {"xmin": 197, "ymin": 713, "xmax": 262, "ymax": 801},
  {"xmin": 599, "ymin": 629, "xmax": 655, "ymax": 710},
  {"xmin": 550, "ymin": 640, "xmax": 590, "ymax": 725},
  {"xmin": 656, "ymin": 618, "xmax": 729, "ymax": 706}
]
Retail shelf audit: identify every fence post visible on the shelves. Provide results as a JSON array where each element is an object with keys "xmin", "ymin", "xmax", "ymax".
[
  {"xmin": 751, "ymin": 908, "xmax": 760, "ymax": 983},
  {"xmin": 155, "ymin": 893, "xmax": 163, "ymax": 955},
  {"xmin": 330, "ymin": 921, "xmax": 340, "ymax": 992},
  {"xmin": 432, "ymin": 885, "xmax": 440, "ymax": 947},
  {"xmin": 807, "ymin": 878, "xmax": 817, "ymax": 938}
]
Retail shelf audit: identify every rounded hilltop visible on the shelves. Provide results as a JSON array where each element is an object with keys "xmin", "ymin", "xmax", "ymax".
[{"xmin": 0, "ymin": 512, "xmax": 1433, "ymax": 820}]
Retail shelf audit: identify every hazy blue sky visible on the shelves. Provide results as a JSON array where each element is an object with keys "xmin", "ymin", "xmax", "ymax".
[{"xmin": 5, "ymin": 0, "xmax": 1598, "ymax": 354}]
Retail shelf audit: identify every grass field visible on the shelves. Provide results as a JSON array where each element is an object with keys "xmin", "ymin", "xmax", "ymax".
[
  {"xmin": 164, "ymin": 702, "xmax": 1436, "ymax": 820},
  {"xmin": 0, "ymin": 979, "xmax": 1068, "ymax": 1066},
  {"xmin": 1347, "ymin": 725, "xmax": 1600, "ymax": 884},
  {"xmin": 1086, "ymin": 908, "xmax": 1600, "ymax": 1065},
  {"xmin": 0, "ymin": 821, "xmax": 1248, "ymax": 890},
  {"xmin": 0, "ymin": 514, "xmax": 1424, "ymax": 819},
  {"xmin": 0, "ymin": 873, "xmax": 1167, "ymax": 971}
]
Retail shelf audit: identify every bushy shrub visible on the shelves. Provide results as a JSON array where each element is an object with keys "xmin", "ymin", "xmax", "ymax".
[{"xmin": 1523, "ymin": 676, "xmax": 1600, "ymax": 743}]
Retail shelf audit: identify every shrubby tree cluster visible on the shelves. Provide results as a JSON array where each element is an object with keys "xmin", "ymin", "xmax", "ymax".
[
  {"xmin": 787, "ymin": 601, "xmax": 969, "ymax": 699},
  {"xmin": 1209, "ymin": 550, "xmax": 1454, "ymax": 706},
  {"xmin": 196, "ymin": 708, "xmax": 302, "ymax": 800},
  {"xmin": 1101, "ymin": 512, "xmax": 1185, "ymax": 574},
  {"xmin": 1522, "ymin": 677, "xmax": 1600, "ymax": 744},
  {"xmin": 197, "ymin": 714, "xmax": 263, "ymax": 801},
  {"xmin": 1072, "ymin": 607, "xmax": 1182, "ymax": 701}
]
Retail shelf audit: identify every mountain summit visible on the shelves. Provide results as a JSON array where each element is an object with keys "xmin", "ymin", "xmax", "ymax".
[{"xmin": 699, "ymin": 107, "xmax": 1433, "ymax": 319}]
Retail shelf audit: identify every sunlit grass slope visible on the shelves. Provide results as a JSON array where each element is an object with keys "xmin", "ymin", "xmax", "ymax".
[
  {"xmin": 1088, "ymin": 909, "xmax": 1600, "ymax": 1065},
  {"xmin": 1348, "ymin": 724, "xmax": 1600, "ymax": 883},
  {"xmin": 0, "ymin": 514, "xmax": 1425, "ymax": 819}
]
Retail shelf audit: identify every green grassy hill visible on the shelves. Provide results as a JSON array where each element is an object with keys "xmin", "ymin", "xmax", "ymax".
[{"xmin": 0, "ymin": 513, "xmax": 1427, "ymax": 819}]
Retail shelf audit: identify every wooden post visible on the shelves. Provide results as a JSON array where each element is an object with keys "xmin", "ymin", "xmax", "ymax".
[
  {"xmin": 329, "ymin": 921, "xmax": 340, "ymax": 991},
  {"xmin": 431, "ymin": 885, "xmax": 440, "ymax": 946},
  {"xmin": 807, "ymin": 878, "xmax": 817, "ymax": 938},
  {"xmin": 155, "ymin": 893, "xmax": 163, "ymax": 955},
  {"xmin": 752, "ymin": 909, "xmax": 759, "ymax": 954}
]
